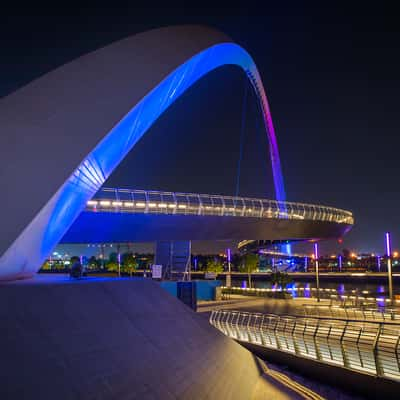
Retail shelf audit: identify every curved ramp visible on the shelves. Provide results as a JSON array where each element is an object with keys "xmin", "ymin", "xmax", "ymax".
[{"xmin": 0, "ymin": 277, "xmax": 270, "ymax": 399}]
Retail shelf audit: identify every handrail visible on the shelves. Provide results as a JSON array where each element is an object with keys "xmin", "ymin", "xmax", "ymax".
[
  {"xmin": 85, "ymin": 187, "xmax": 354, "ymax": 225},
  {"xmin": 210, "ymin": 309, "xmax": 400, "ymax": 382}
]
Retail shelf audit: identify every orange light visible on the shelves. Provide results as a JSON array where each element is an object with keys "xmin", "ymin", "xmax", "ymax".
[
  {"xmin": 351, "ymin": 253, "xmax": 357, "ymax": 258},
  {"xmin": 394, "ymin": 251, "xmax": 399, "ymax": 258}
]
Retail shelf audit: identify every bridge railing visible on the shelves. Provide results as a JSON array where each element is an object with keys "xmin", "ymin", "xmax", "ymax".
[
  {"xmin": 303, "ymin": 304, "xmax": 400, "ymax": 321},
  {"xmin": 85, "ymin": 188, "xmax": 354, "ymax": 225},
  {"xmin": 210, "ymin": 309, "xmax": 400, "ymax": 381}
]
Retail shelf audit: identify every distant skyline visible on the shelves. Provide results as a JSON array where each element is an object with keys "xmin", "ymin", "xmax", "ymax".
[{"xmin": 1, "ymin": 5, "xmax": 399, "ymax": 253}]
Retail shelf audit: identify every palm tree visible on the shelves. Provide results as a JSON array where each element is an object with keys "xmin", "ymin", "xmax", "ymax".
[{"xmin": 239, "ymin": 253, "xmax": 259, "ymax": 288}]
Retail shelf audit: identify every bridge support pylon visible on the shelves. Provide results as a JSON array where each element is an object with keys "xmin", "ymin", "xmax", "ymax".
[{"xmin": 155, "ymin": 241, "xmax": 191, "ymax": 280}]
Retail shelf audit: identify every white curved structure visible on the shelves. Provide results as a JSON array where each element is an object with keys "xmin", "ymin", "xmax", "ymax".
[{"xmin": 0, "ymin": 26, "xmax": 286, "ymax": 280}]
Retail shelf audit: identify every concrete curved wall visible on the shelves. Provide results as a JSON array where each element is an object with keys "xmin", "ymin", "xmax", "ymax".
[
  {"xmin": 0, "ymin": 25, "xmax": 285, "ymax": 280},
  {"xmin": 0, "ymin": 278, "xmax": 269, "ymax": 399}
]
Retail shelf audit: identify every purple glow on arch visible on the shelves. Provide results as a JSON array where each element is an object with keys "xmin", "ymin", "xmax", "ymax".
[{"xmin": 385, "ymin": 232, "xmax": 391, "ymax": 257}]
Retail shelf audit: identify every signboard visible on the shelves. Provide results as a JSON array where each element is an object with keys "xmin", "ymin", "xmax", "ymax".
[
  {"xmin": 151, "ymin": 264, "xmax": 163, "ymax": 279},
  {"xmin": 204, "ymin": 272, "xmax": 217, "ymax": 280}
]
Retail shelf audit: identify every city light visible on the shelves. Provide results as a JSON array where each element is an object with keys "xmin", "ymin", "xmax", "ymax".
[{"xmin": 386, "ymin": 232, "xmax": 391, "ymax": 256}]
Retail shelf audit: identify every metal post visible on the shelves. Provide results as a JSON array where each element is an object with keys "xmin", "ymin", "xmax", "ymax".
[
  {"xmin": 227, "ymin": 248, "xmax": 232, "ymax": 288},
  {"xmin": 188, "ymin": 240, "xmax": 192, "ymax": 281},
  {"xmin": 101, "ymin": 244, "xmax": 105, "ymax": 270},
  {"xmin": 386, "ymin": 232, "xmax": 393, "ymax": 305},
  {"xmin": 117, "ymin": 244, "xmax": 121, "ymax": 278},
  {"xmin": 314, "ymin": 242, "xmax": 320, "ymax": 302}
]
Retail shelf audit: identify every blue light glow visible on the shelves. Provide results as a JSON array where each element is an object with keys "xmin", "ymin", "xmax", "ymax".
[{"xmin": 0, "ymin": 42, "xmax": 286, "ymax": 280}]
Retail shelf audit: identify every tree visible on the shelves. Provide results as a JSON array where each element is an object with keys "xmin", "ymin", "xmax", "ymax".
[
  {"xmin": 41, "ymin": 261, "xmax": 51, "ymax": 271},
  {"xmin": 70, "ymin": 256, "xmax": 80, "ymax": 265},
  {"xmin": 206, "ymin": 259, "xmax": 224, "ymax": 274},
  {"xmin": 270, "ymin": 271, "xmax": 293, "ymax": 289},
  {"xmin": 122, "ymin": 253, "xmax": 138, "ymax": 277},
  {"xmin": 108, "ymin": 252, "xmax": 118, "ymax": 264},
  {"xmin": 106, "ymin": 261, "xmax": 119, "ymax": 273},
  {"xmin": 239, "ymin": 253, "xmax": 259, "ymax": 288},
  {"xmin": 88, "ymin": 256, "xmax": 98, "ymax": 269}
]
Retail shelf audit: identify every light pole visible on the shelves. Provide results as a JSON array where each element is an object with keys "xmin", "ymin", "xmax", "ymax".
[
  {"xmin": 385, "ymin": 232, "xmax": 393, "ymax": 305},
  {"xmin": 314, "ymin": 242, "xmax": 320, "ymax": 302},
  {"xmin": 226, "ymin": 248, "xmax": 232, "ymax": 288},
  {"xmin": 117, "ymin": 243, "xmax": 121, "ymax": 278}
]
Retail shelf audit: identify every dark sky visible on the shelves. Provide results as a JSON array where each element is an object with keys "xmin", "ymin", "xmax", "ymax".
[{"xmin": 1, "ymin": 4, "xmax": 399, "ymax": 254}]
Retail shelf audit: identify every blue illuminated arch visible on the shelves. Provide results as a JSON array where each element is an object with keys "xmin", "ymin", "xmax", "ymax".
[{"xmin": 0, "ymin": 39, "xmax": 285, "ymax": 280}]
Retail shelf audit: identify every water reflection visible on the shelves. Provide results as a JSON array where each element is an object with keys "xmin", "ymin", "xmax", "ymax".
[
  {"xmin": 231, "ymin": 279, "xmax": 393, "ymax": 297},
  {"xmin": 337, "ymin": 283, "xmax": 345, "ymax": 295}
]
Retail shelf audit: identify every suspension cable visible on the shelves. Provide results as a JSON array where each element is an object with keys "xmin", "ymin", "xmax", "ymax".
[{"xmin": 235, "ymin": 76, "xmax": 248, "ymax": 198}]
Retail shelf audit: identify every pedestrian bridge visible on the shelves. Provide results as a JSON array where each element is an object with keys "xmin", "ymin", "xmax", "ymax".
[{"xmin": 60, "ymin": 187, "xmax": 354, "ymax": 243}]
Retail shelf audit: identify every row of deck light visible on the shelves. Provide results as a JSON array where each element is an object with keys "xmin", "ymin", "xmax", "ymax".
[
  {"xmin": 87, "ymin": 200, "xmax": 187, "ymax": 209},
  {"xmin": 86, "ymin": 200, "xmax": 260, "ymax": 213}
]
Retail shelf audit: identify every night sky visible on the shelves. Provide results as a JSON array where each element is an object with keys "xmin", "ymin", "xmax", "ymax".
[{"xmin": 1, "ymin": 5, "xmax": 399, "ymax": 254}]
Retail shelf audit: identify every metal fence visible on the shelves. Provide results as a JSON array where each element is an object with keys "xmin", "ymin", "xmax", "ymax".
[
  {"xmin": 85, "ymin": 187, "xmax": 354, "ymax": 225},
  {"xmin": 303, "ymin": 304, "xmax": 400, "ymax": 322},
  {"xmin": 210, "ymin": 309, "xmax": 400, "ymax": 381}
]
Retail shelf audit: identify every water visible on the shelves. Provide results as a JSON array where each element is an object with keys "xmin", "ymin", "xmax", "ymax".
[{"xmin": 231, "ymin": 278, "xmax": 395, "ymax": 298}]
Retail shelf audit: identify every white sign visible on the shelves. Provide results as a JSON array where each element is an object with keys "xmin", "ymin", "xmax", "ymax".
[
  {"xmin": 151, "ymin": 264, "xmax": 163, "ymax": 279},
  {"xmin": 205, "ymin": 272, "xmax": 217, "ymax": 280}
]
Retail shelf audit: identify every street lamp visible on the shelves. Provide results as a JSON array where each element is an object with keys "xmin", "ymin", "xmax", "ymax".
[
  {"xmin": 226, "ymin": 248, "xmax": 232, "ymax": 288},
  {"xmin": 314, "ymin": 242, "xmax": 320, "ymax": 302},
  {"xmin": 385, "ymin": 232, "xmax": 393, "ymax": 305}
]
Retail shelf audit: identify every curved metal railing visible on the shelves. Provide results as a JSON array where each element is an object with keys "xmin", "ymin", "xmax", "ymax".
[
  {"xmin": 210, "ymin": 309, "xmax": 400, "ymax": 382},
  {"xmin": 85, "ymin": 188, "xmax": 354, "ymax": 225}
]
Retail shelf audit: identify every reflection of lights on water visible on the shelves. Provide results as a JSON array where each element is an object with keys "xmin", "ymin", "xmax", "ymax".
[
  {"xmin": 338, "ymin": 283, "xmax": 345, "ymax": 295},
  {"xmin": 304, "ymin": 283, "xmax": 311, "ymax": 298},
  {"xmin": 287, "ymin": 283, "xmax": 297, "ymax": 298}
]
